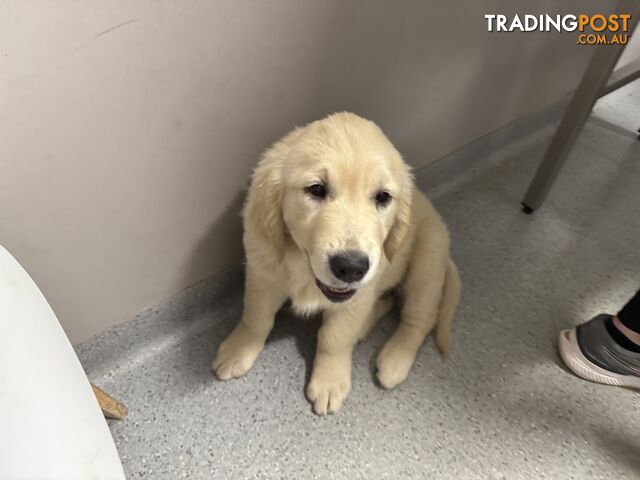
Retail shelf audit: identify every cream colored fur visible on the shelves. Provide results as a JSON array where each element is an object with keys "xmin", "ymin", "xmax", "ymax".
[{"xmin": 213, "ymin": 112, "xmax": 460, "ymax": 415}]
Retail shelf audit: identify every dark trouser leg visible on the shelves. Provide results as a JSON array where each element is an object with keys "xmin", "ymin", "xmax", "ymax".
[{"xmin": 618, "ymin": 290, "xmax": 640, "ymax": 334}]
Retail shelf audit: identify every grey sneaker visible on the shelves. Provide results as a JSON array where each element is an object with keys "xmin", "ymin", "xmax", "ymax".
[{"xmin": 558, "ymin": 314, "xmax": 640, "ymax": 389}]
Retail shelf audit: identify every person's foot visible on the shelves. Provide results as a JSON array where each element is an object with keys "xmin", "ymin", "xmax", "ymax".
[{"xmin": 558, "ymin": 314, "xmax": 640, "ymax": 389}]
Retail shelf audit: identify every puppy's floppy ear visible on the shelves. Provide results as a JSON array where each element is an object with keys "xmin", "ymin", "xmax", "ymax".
[
  {"xmin": 243, "ymin": 129, "xmax": 300, "ymax": 262},
  {"xmin": 384, "ymin": 166, "xmax": 414, "ymax": 262}
]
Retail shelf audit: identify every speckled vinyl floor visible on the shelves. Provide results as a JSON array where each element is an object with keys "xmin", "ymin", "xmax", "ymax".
[{"xmin": 77, "ymin": 81, "xmax": 640, "ymax": 479}]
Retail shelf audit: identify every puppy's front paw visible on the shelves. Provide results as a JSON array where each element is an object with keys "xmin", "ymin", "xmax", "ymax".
[
  {"xmin": 306, "ymin": 370, "xmax": 351, "ymax": 416},
  {"xmin": 376, "ymin": 340, "xmax": 416, "ymax": 390},
  {"xmin": 212, "ymin": 328, "xmax": 264, "ymax": 380}
]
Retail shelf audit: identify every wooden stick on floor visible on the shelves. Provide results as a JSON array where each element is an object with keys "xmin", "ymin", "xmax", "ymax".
[{"xmin": 91, "ymin": 383, "xmax": 128, "ymax": 420}]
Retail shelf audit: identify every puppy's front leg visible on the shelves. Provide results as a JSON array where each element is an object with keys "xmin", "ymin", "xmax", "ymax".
[
  {"xmin": 213, "ymin": 270, "xmax": 286, "ymax": 380},
  {"xmin": 307, "ymin": 300, "xmax": 371, "ymax": 415}
]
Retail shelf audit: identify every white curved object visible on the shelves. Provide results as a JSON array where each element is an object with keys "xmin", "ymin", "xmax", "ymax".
[{"xmin": 0, "ymin": 245, "xmax": 126, "ymax": 480}]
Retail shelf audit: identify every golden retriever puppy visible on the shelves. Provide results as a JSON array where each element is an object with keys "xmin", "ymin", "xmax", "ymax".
[{"xmin": 213, "ymin": 112, "xmax": 460, "ymax": 415}]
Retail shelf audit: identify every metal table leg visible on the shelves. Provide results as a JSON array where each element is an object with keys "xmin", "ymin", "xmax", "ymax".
[{"xmin": 522, "ymin": 1, "xmax": 640, "ymax": 213}]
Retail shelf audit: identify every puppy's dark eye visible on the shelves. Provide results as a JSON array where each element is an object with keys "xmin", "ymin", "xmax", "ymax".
[
  {"xmin": 306, "ymin": 184, "xmax": 327, "ymax": 199},
  {"xmin": 375, "ymin": 191, "xmax": 392, "ymax": 206}
]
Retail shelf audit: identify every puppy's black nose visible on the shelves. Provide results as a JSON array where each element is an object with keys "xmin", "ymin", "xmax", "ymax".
[{"xmin": 329, "ymin": 251, "xmax": 369, "ymax": 283}]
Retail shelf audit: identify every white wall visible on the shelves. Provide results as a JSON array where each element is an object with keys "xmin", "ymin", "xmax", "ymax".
[
  {"xmin": 618, "ymin": 22, "xmax": 640, "ymax": 66},
  {"xmin": 1, "ymin": 0, "xmax": 625, "ymax": 343}
]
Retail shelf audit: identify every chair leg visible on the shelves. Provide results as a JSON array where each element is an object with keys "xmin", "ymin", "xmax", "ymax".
[{"xmin": 91, "ymin": 383, "xmax": 128, "ymax": 420}]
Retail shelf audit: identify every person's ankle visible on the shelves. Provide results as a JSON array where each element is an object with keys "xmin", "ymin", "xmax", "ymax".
[{"xmin": 612, "ymin": 315, "xmax": 640, "ymax": 347}]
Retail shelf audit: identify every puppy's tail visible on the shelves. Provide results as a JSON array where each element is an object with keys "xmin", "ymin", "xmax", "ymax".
[{"xmin": 434, "ymin": 259, "xmax": 460, "ymax": 357}]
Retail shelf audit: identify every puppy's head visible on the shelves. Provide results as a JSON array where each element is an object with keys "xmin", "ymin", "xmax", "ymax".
[{"xmin": 244, "ymin": 112, "xmax": 413, "ymax": 303}]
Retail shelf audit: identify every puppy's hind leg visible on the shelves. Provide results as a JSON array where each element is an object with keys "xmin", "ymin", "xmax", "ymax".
[
  {"xmin": 213, "ymin": 270, "xmax": 286, "ymax": 380},
  {"xmin": 376, "ymin": 225, "xmax": 449, "ymax": 389},
  {"xmin": 434, "ymin": 259, "xmax": 461, "ymax": 357}
]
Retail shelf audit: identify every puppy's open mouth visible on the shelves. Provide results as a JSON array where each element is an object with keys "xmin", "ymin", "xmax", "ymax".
[{"xmin": 315, "ymin": 278, "xmax": 356, "ymax": 303}]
